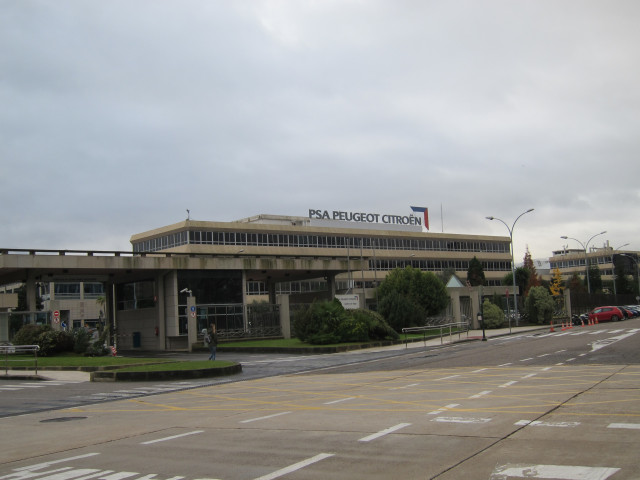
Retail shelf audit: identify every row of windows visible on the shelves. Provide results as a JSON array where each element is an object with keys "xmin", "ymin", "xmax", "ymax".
[
  {"xmin": 41, "ymin": 282, "xmax": 105, "ymax": 300},
  {"xmin": 133, "ymin": 230, "xmax": 510, "ymax": 254},
  {"xmin": 551, "ymin": 255, "xmax": 617, "ymax": 269},
  {"xmin": 369, "ymin": 259, "xmax": 511, "ymax": 272}
]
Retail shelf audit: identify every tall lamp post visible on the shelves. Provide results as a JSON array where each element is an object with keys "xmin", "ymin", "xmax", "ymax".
[
  {"xmin": 618, "ymin": 253, "xmax": 640, "ymax": 299},
  {"xmin": 486, "ymin": 208, "xmax": 534, "ymax": 327},
  {"xmin": 560, "ymin": 231, "xmax": 607, "ymax": 294}
]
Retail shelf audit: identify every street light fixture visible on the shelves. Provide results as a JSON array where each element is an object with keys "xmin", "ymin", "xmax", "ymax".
[
  {"xmin": 560, "ymin": 231, "xmax": 607, "ymax": 294},
  {"xmin": 485, "ymin": 208, "xmax": 534, "ymax": 327}
]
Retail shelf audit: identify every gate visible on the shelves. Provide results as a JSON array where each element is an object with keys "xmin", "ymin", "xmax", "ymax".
[{"xmin": 184, "ymin": 303, "xmax": 281, "ymax": 340}]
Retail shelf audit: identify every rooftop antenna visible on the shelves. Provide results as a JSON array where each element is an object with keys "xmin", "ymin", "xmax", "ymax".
[{"xmin": 186, "ymin": 209, "xmax": 190, "ymax": 220}]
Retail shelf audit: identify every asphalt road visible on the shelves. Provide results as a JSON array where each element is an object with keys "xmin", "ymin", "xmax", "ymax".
[{"xmin": 1, "ymin": 319, "xmax": 639, "ymax": 479}]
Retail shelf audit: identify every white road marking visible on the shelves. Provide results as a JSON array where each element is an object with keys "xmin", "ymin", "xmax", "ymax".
[
  {"xmin": 471, "ymin": 368, "xmax": 487, "ymax": 373},
  {"xmin": 253, "ymin": 453, "xmax": 334, "ymax": 480},
  {"xmin": 607, "ymin": 423, "xmax": 640, "ymax": 430},
  {"xmin": 435, "ymin": 375, "xmax": 460, "ymax": 381},
  {"xmin": 324, "ymin": 397, "xmax": 355, "ymax": 405},
  {"xmin": 499, "ymin": 381, "xmax": 518, "ymax": 388},
  {"xmin": 469, "ymin": 390, "xmax": 492, "ymax": 399},
  {"xmin": 498, "ymin": 363, "xmax": 512, "ymax": 367},
  {"xmin": 428, "ymin": 403, "xmax": 460, "ymax": 415},
  {"xmin": 240, "ymin": 412, "xmax": 292, "ymax": 424},
  {"xmin": 390, "ymin": 383, "xmax": 420, "ymax": 390},
  {"xmin": 141, "ymin": 430, "xmax": 203, "ymax": 445},
  {"xmin": 358, "ymin": 423, "xmax": 411, "ymax": 442},
  {"xmin": 11, "ymin": 453, "xmax": 101, "ymax": 472},
  {"xmin": 490, "ymin": 463, "xmax": 620, "ymax": 479},
  {"xmin": 519, "ymin": 358, "xmax": 534, "ymax": 362},
  {"xmin": 515, "ymin": 420, "xmax": 580, "ymax": 428},
  {"xmin": 432, "ymin": 416, "xmax": 491, "ymax": 424},
  {"xmin": 541, "ymin": 367, "xmax": 552, "ymax": 371},
  {"xmin": 521, "ymin": 373, "xmax": 537, "ymax": 379}
]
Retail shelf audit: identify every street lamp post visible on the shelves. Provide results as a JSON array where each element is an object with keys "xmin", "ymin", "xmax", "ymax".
[
  {"xmin": 486, "ymin": 208, "xmax": 535, "ymax": 327},
  {"xmin": 560, "ymin": 231, "xmax": 607, "ymax": 294}
]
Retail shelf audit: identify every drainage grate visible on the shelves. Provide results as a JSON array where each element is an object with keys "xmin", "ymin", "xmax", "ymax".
[{"xmin": 40, "ymin": 416, "xmax": 87, "ymax": 423}]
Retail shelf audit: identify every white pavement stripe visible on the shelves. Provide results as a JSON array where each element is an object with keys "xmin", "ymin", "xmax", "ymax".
[
  {"xmin": 520, "ymin": 358, "xmax": 534, "ymax": 362},
  {"xmin": 515, "ymin": 420, "xmax": 580, "ymax": 428},
  {"xmin": 141, "ymin": 430, "xmax": 203, "ymax": 445},
  {"xmin": 359, "ymin": 423, "xmax": 411, "ymax": 442},
  {"xmin": 522, "ymin": 373, "xmax": 537, "ymax": 379},
  {"xmin": 253, "ymin": 453, "xmax": 334, "ymax": 480},
  {"xmin": 471, "ymin": 368, "xmax": 487, "ymax": 373},
  {"xmin": 435, "ymin": 375, "xmax": 460, "ymax": 380},
  {"xmin": 240, "ymin": 412, "xmax": 291, "ymax": 424},
  {"xmin": 428, "ymin": 403, "xmax": 460, "ymax": 415},
  {"xmin": 499, "ymin": 381, "xmax": 518, "ymax": 388},
  {"xmin": 13, "ymin": 453, "xmax": 101, "ymax": 472},
  {"xmin": 607, "ymin": 423, "xmax": 640, "ymax": 430},
  {"xmin": 324, "ymin": 397, "xmax": 355, "ymax": 405},
  {"xmin": 490, "ymin": 464, "xmax": 620, "ymax": 479},
  {"xmin": 433, "ymin": 416, "xmax": 491, "ymax": 424},
  {"xmin": 498, "ymin": 363, "xmax": 512, "ymax": 367},
  {"xmin": 469, "ymin": 390, "xmax": 492, "ymax": 399}
]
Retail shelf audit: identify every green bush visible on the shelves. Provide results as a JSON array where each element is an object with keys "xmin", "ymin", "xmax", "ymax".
[
  {"xmin": 293, "ymin": 301, "xmax": 399, "ymax": 345},
  {"xmin": 482, "ymin": 299, "xmax": 505, "ymax": 329},
  {"xmin": 12, "ymin": 324, "xmax": 48, "ymax": 346},
  {"xmin": 525, "ymin": 286, "xmax": 555, "ymax": 324},
  {"xmin": 11, "ymin": 324, "xmax": 75, "ymax": 356},
  {"xmin": 73, "ymin": 328, "xmax": 91, "ymax": 354},
  {"xmin": 37, "ymin": 329, "xmax": 74, "ymax": 356}
]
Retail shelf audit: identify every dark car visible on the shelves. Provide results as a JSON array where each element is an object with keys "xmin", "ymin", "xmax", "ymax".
[{"xmin": 588, "ymin": 306, "xmax": 625, "ymax": 323}]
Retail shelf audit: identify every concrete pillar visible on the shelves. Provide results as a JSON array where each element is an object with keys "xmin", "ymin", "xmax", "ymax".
[
  {"xmin": 277, "ymin": 294, "xmax": 291, "ymax": 339},
  {"xmin": 449, "ymin": 289, "xmax": 461, "ymax": 324},
  {"xmin": 327, "ymin": 274, "xmax": 336, "ymax": 298},
  {"xmin": 187, "ymin": 295, "xmax": 197, "ymax": 352}
]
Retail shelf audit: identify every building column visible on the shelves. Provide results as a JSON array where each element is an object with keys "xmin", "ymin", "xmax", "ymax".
[
  {"xmin": 277, "ymin": 294, "xmax": 291, "ymax": 339},
  {"xmin": 187, "ymin": 295, "xmax": 197, "ymax": 353}
]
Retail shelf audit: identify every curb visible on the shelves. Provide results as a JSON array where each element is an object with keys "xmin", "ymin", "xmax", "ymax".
[{"xmin": 90, "ymin": 363, "xmax": 242, "ymax": 382}]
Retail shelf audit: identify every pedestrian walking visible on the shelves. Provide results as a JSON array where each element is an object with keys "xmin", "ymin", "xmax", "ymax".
[{"xmin": 203, "ymin": 324, "xmax": 218, "ymax": 360}]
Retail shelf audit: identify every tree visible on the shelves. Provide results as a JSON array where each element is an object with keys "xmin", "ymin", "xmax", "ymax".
[
  {"xmin": 466, "ymin": 256, "xmax": 486, "ymax": 286},
  {"xmin": 522, "ymin": 247, "xmax": 541, "ymax": 296},
  {"xmin": 525, "ymin": 286, "xmax": 555, "ymax": 324},
  {"xmin": 502, "ymin": 267, "xmax": 530, "ymax": 297},
  {"xmin": 377, "ymin": 266, "xmax": 449, "ymax": 331},
  {"xmin": 549, "ymin": 267, "xmax": 564, "ymax": 297},
  {"xmin": 587, "ymin": 263, "xmax": 603, "ymax": 293},
  {"xmin": 567, "ymin": 273, "xmax": 586, "ymax": 293}
]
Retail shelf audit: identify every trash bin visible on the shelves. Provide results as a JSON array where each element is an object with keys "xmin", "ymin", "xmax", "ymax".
[{"xmin": 133, "ymin": 331, "xmax": 141, "ymax": 348}]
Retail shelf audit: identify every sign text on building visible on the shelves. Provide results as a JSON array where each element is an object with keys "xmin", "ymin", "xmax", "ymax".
[{"xmin": 309, "ymin": 209, "xmax": 423, "ymax": 227}]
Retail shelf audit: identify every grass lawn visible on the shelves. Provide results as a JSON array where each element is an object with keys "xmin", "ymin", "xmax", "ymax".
[
  {"xmin": 117, "ymin": 360, "xmax": 236, "ymax": 372},
  {"xmin": 4, "ymin": 354, "xmax": 175, "ymax": 369}
]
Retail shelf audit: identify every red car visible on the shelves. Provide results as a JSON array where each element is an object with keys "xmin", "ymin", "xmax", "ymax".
[{"xmin": 588, "ymin": 306, "xmax": 625, "ymax": 323}]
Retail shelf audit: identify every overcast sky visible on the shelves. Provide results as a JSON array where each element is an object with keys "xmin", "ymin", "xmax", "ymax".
[{"xmin": 1, "ymin": 1, "xmax": 639, "ymax": 263}]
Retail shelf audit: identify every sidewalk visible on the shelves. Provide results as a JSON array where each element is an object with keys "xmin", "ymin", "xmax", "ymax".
[
  {"xmin": 1, "ymin": 325, "xmax": 549, "ymax": 381},
  {"xmin": 1, "ymin": 369, "xmax": 91, "ymax": 382}
]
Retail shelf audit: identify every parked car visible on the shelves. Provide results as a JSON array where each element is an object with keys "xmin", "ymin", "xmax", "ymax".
[
  {"xmin": 588, "ymin": 306, "xmax": 625, "ymax": 323},
  {"xmin": 622, "ymin": 305, "xmax": 640, "ymax": 317}
]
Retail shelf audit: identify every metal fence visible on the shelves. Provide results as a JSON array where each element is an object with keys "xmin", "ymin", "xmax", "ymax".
[
  {"xmin": 183, "ymin": 303, "xmax": 282, "ymax": 340},
  {"xmin": 1, "ymin": 344, "xmax": 40, "ymax": 374}
]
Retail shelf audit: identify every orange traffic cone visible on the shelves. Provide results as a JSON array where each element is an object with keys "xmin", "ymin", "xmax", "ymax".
[{"xmin": 549, "ymin": 321, "xmax": 555, "ymax": 332}]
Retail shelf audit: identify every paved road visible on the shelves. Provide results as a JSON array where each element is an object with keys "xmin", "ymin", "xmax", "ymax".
[{"xmin": 1, "ymin": 319, "xmax": 639, "ymax": 479}]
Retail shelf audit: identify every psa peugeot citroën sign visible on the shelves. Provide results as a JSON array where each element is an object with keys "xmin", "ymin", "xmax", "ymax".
[{"xmin": 308, "ymin": 206, "xmax": 429, "ymax": 230}]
